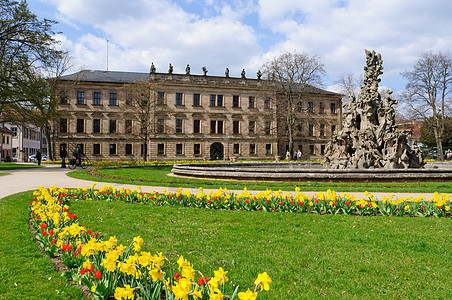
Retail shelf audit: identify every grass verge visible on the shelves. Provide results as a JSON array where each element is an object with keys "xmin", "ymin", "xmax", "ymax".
[
  {"xmin": 69, "ymin": 199, "xmax": 452, "ymax": 299},
  {"xmin": 68, "ymin": 165, "xmax": 452, "ymax": 193},
  {"xmin": 0, "ymin": 163, "xmax": 43, "ymax": 170},
  {"xmin": 0, "ymin": 192, "xmax": 85, "ymax": 299}
]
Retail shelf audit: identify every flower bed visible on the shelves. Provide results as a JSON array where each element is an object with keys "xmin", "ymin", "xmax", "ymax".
[{"xmin": 30, "ymin": 186, "xmax": 271, "ymax": 300}]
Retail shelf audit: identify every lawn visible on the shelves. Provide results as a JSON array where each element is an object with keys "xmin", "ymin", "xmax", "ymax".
[
  {"xmin": 0, "ymin": 163, "xmax": 43, "ymax": 170},
  {"xmin": 0, "ymin": 192, "xmax": 85, "ymax": 299},
  {"xmin": 68, "ymin": 199, "xmax": 452, "ymax": 299},
  {"xmin": 68, "ymin": 165, "xmax": 452, "ymax": 193}
]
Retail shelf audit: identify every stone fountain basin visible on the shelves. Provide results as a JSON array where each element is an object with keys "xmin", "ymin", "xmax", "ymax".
[{"xmin": 171, "ymin": 162, "xmax": 452, "ymax": 182}]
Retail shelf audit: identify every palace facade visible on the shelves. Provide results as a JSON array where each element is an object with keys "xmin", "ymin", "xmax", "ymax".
[{"xmin": 54, "ymin": 70, "xmax": 342, "ymax": 161}]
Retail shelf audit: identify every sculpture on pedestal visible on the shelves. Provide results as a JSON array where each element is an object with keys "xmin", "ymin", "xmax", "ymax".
[{"xmin": 323, "ymin": 50, "xmax": 424, "ymax": 169}]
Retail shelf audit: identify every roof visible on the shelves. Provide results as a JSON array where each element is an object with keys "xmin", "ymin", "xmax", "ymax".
[
  {"xmin": 59, "ymin": 70, "xmax": 342, "ymax": 96},
  {"xmin": 0, "ymin": 127, "xmax": 14, "ymax": 135}
]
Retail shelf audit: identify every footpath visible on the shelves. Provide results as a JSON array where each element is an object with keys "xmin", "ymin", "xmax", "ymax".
[{"xmin": 0, "ymin": 164, "xmax": 446, "ymax": 200}]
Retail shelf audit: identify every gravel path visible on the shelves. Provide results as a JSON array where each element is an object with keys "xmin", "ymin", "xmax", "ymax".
[{"xmin": 0, "ymin": 163, "xmax": 447, "ymax": 200}]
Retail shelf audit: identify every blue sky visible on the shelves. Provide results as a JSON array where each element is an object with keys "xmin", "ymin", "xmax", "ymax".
[{"xmin": 28, "ymin": 0, "xmax": 452, "ymax": 94}]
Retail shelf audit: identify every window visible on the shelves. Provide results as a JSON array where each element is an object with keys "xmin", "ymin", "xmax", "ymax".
[
  {"xmin": 250, "ymin": 144, "xmax": 256, "ymax": 155},
  {"xmin": 157, "ymin": 119, "xmax": 165, "ymax": 133},
  {"xmin": 176, "ymin": 119, "xmax": 183, "ymax": 133},
  {"xmin": 60, "ymin": 119, "xmax": 68, "ymax": 133},
  {"xmin": 210, "ymin": 120, "xmax": 223, "ymax": 134},
  {"xmin": 321, "ymin": 145, "xmax": 325, "ymax": 155},
  {"xmin": 193, "ymin": 119, "xmax": 200, "ymax": 134},
  {"xmin": 193, "ymin": 94, "xmax": 200, "ymax": 106},
  {"xmin": 109, "ymin": 120, "xmax": 117, "ymax": 133},
  {"xmin": 11, "ymin": 127, "xmax": 17, "ymax": 137},
  {"xmin": 126, "ymin": 93, "xmax": 132, "ymax": 106},
  {"xmin": 194, "ymin": 143, "xmax": 201, "ymax": 155},
  {"xmin": 265, "ymin": 121, "xmax": 271, "ymax": 135},
  {"xmin": 309, "ymin": 145, "xmax": 315, "ymax": 155},
  {"xmin": 109, "ymin": 93, "xmax": 117, "ymax": 105},
  {"xmin": 176, "ymin": 143, "xmax": 183, "ymax": 155},
  {"xmin": 265, "ymin": 144, "xmax": 272, "ymax": 155},
  {"xmin": 296, "ymin": 124, "xmax": 302, "ymax": 132},
  {"xmin": 308, "ymin": 124, "xmax": 314, "ymax": 136},
  {"xmin": 93, "ymin": 92, "xmax": 101, "ymax": 105},
  {"xmin": 297, "ymin": 101, "xmax": 302, "ymax": 112},
  {"xmin": 109, "ymin": 144, "xmax": 117, "ymax": 155},
  {"xmin": 157, "ymin": 143, "xmax": 165, "ymax": 155},
  {"xmin": 233, "ymin": 95, "xmax": 239, "ymax": 108},
  {"xmin": 125, "ymin": 144, "xmax": 133, "ymax": 155},
  {"xmin": 176, "ymin": 93, "xmax": 183, "ymax": 105},
  {"xmin": 60, "ymin": 91, "xmax": 68, "ymax": 104},
  {"xmin": 233, "ymin": 144, "xmax": 239, "ymax": 155},
  {"xmin": 77, "ymin": 92, "xmax": 85, "ymax": 104},
  {"xmin": 331, "ymin": 102, "xmax": 337, "ymax": 114},
  {"xmin": 248, "ymin": 96, "xmax": 255, "ymax": 108},
  {"xmin": 264, "ymin": 97, "xmax": 271, "ymax": 109},
  {"xmin": 319, "ymin": 102, "xmax": 325, "ymax": 113},
  {"xmin": 210, "ymin": 95, "xmax": 216, "ymax": 106},
  {"xmin": 217, "ymin": 95, "xmax": 223, "ymax": 107},
  {"xmin": 233, "ymin": 120, "xmax": 240, "ymax": 134},
  {"xmin": 93, "ymin": 144, "xmax": 101, "ymax": 155},
  {"xmin": 320, "ymin": 124, "xmax": 325, "ymax": 136},
  {"xmin": 157, "ymin": 92, "xmax": 165, "ymax": 105},
  {"xmin": 308, "ymin": 102, "xmax": 313, "ymax": 113},
  {"xmin": 249, "ymin": 121, "xmax": 255, "ymax": 134},
  {"xmin": 125, "ymin": 120, "xmax": 132, "ymax": 134},
  {"xmin": 331, "ymin": 125, "xmax": 336, "ymax": 135},
  {"xmin": 76, "ymin": 119, "xmax": 84, "ymax": 133},
  {"xmin": 93, "ymin": 119, "xmax": 101, "ymax": 133}
]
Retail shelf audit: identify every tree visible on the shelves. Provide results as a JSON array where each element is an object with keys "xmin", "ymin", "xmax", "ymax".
[
  {"xmin": 401, "ymin": 51, "xmax": 452, "ymax": 160},
  {"xmin": 122, "ymin": 79, "xmax": 157, "ymax": 161},
  {"xmin": 420, "ymin": 116, "xmax": 452, "ymax": 150},
  {"xmin": 262, "ymin": 51, "xmax": 325, "ymax": 156},
  {"xmin": 335, "ymin": 72, "xmax": 361, "ymax": 100},
  {"xmin": 0, "ymin": 0, "xmax": 63, "ymax": 115}
]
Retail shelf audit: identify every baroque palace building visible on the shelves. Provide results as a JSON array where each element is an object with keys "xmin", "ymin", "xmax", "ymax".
[{"xmin": 54, "ymin": 69, "xmax": 342, "ymax": 161}]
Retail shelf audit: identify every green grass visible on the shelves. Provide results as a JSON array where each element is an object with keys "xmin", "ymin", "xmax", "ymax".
[
  {"xmin": 0, "ymin": 163, "xmax": 43, "ymax": 170},
  {"xmin": 0, "ymin": 192, "xmax": 85, "ymax": 299},
  {"xmin": 68, "ymin": 165, "xmax": 452, "ymax": 193},
  {"xmin": 70, "ymin": 199, "xmax": 452, "ymax": 299}
]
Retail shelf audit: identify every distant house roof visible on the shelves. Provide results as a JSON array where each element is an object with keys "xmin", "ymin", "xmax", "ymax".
[
  {"xmin": 0, "ymin": 127, "xmax": 14, "ymax": 135},
  {"xmin": 59, "ymin": 70, "xmax": 342, "ymax": 96}
]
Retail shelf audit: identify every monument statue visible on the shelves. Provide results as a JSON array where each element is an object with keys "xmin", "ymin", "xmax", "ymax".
[
  {"xmin": 257, "ymin": 70, "xmax": 262, "ymax": 80},
  {"xmin": 225, "ymin": 68, "xmax": 230, "ymax": 78},
  {"xmin": 150, "ymin": 62, "xmax": 156, "ymax": 73},
  {"xmin": 168, "ymin": 63, "xmax": 173, "ymax": 74},
  {"xmin": 323, "ymin": 50, "xmax": 424, "ymax": 169},
  {"xmin": 185, "ymin": 64, "xmax": 190, "ymax": 75},
  {"xmin": 202, "ymin": 66, "xmax": 208, "ymax": 76},
  {"xmin": 241, "ymin": 69, "xmax": 246, "ymax": 79}
]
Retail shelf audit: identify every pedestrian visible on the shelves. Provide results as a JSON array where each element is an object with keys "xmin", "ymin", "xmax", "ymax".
[
  {"xmin": 36, "ymin": 151, "xmax": 42, "ymax": 166},
  {"xmin": 286, "ymin": 150, "xmax": 290, "ymax": 160},
  {"xmin": 297, "ymin": 149, "xmax": 302, "ymax": 161},
  {"xmin": 73, "ymin": 145, "xmax": 83, "ymax": 166},
  {"xmin": 60, "ymin": 145, "xmax": 67, "ymax": 168}
]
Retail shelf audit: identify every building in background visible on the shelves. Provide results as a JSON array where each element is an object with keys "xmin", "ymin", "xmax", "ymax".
[
  {"xmin": 54, "ymin": 70, "xmax": 342, "ymax": 161},
  {"xmin": 0, "ymin": 127, "xmax": 14, "ymax": 161},
  {"xmin": 2, "ymin": 123, "xmax": 47, "ymax": 162}
]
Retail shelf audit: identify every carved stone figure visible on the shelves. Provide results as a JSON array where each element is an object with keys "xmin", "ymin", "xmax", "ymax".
[
  {"xmin": 225, "ymin": 68, "xmax": 230, "ymax": 77},
  {"xmin": 168, "ymin": 63, "xmax": 173, "ymax": 74},
  {"xmin": 241, "ymin": 69, "xmax": 246, "ymax": 79},
  {"xmin": 323, "ymin": 50, "xmax": 424, "ymax": 169},
  {"xmin": 185, "ymin": 64, "xmax": 190, "ymax": 75},
  {"xmin": 257, "ymin": 70, "xmax": 262, "ymax": 79},
  {"xmin": 150, "ymin": 62, "xmax": 156, "ymax": 73},
  {"xmin": 202, "ymin": 66, "xmax": 208, "ymax": 76}
]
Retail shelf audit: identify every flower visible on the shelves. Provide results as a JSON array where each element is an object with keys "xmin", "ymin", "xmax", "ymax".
[
  {"xmin": 238, "ymin": 288, "xmax": 258, "ymax": 300},
  {"xmin": 254, "ymin": 272, "xmax": 271, "ymax": 291},
  {"xmin": 114, "ymin": 284, "xmax": 135, "ymax": 300},
  {"xmin": 213, "ymin": 267, "xmax": 228, "ymax": 285},
  {"xmin": 94, "ymin": 270, "xmax": 102, "ymax": 279}
]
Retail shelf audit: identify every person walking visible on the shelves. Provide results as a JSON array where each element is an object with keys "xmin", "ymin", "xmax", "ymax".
[
  {"xmin": 297, "ymin": 149, "xmax": 302, "ymax": 161},
  {"xmin": 36, "ymin": 151, "xmax": 42, "ymax": 166},
  {"xmin": 60, "ymin": 145, "xmax": 67, "ymax": 168}
]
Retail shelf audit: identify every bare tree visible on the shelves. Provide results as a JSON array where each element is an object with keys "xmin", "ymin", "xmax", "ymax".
[
  {"xmin": 401, "ymin": 51, "xmax": 452, "ymax": 160},
  {"xmin": 262, "ymin": 51, "xmax": 325, "ymax": 156},
  {"xmin": 336, "ymin": 72, "xmax": 361, "ymax": 100},
  {"xmin": 122, "ymin": 79, "xmax": 157, "ymax": 161}
]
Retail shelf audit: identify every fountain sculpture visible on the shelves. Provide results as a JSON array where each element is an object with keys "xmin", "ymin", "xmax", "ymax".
[{"xmin": 323, "ymin": 50, "xmax": 424, "ymax": 169}]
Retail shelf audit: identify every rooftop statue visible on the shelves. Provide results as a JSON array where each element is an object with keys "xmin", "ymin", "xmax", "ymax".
[
  {"xmin": 323, "ymin": 50, "xmax": 424, "ymax": 169},
  {"xmin": 241, "ymin": 69, "xmax": 246, "ymax": 79},
  {"xmin": 202, "ymin": 66, "xmax": 208, "ymax": 76},
  {"xmin": 225, "ymin": 68, "xmax": 230, "ymax": 78},
  {"xmin": 150, "ymin": 62, "xmax": 156, "ymax": 73},
  {"xmin": 185, "ymin": 64, "xmax": 190, "ymax": 75},
  {"xmin": 168, "ymin": 63, "xmax": 173, "ymax": 74}
]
